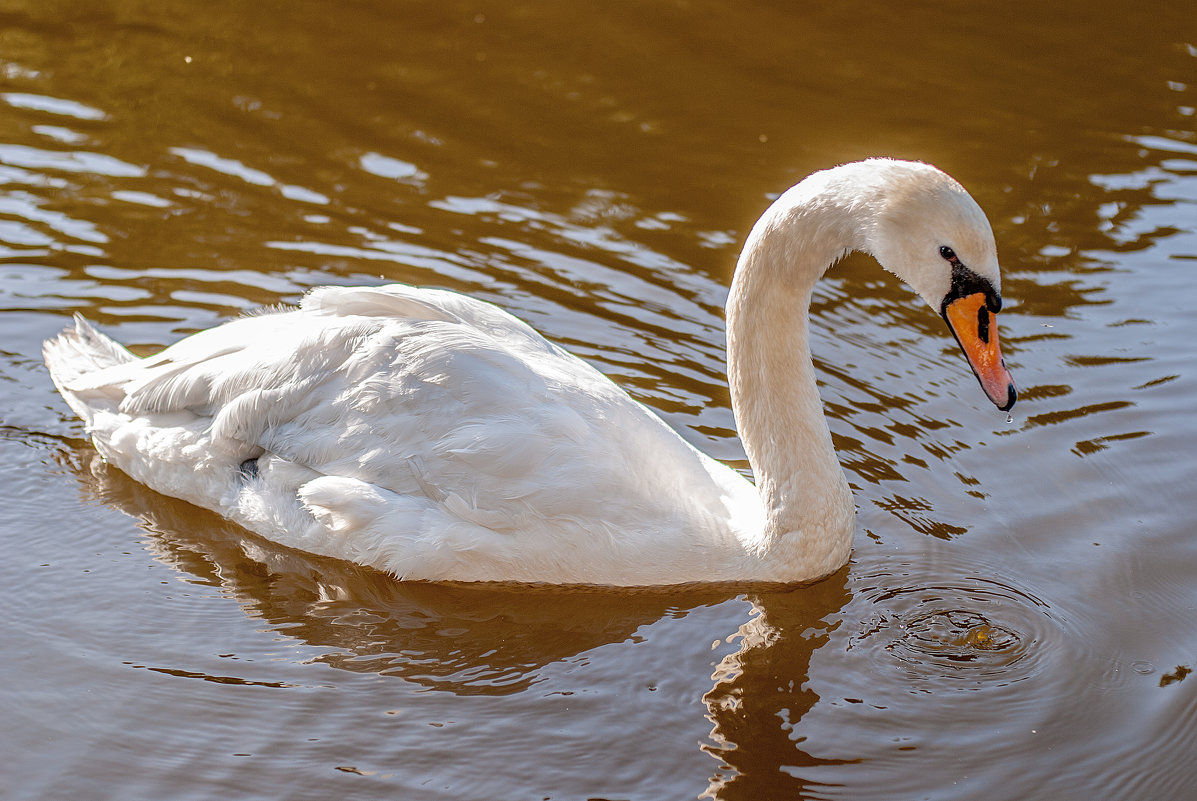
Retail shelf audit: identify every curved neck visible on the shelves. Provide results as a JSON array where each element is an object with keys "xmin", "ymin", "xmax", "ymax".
[{"xmin": 725, "ymin": 181, "xmax": 864, "ymax": 579}]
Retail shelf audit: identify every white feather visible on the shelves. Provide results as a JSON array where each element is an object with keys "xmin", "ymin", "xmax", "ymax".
[{"xmin": 43, "ymin": 159, "xmax": 1012, "ymax": 585}]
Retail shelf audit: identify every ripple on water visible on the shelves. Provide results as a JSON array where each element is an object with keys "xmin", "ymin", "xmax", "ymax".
[{"xmin": 845, "ymin": 566, "xmax": 1064, "ymax": 694}]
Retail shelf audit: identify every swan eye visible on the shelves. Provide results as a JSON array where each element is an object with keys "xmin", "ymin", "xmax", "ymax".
[{"xmin": 939, "ymin": 246, "xmax": 958, "ymax": 262}]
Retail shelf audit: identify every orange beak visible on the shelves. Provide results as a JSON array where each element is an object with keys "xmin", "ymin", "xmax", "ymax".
[{"xmin": 943, "ymin": 292, "xmax": 1017, "ymax": 411}]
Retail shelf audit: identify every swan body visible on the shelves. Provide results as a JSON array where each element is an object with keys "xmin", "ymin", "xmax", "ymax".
[{"xmin": 44, "ymin": 159, "xmax": 1016, "ymax": 586}]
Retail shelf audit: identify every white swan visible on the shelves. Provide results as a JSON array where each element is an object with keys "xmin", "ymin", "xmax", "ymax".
[{"xmin": 44, "ymin": 158, "xmax": 1015, "ymax": 586}]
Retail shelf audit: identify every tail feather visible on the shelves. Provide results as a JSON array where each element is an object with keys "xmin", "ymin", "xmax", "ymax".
[{"xmin": 43, "ymin": 314, "xmax": 136, "ymax": 424}]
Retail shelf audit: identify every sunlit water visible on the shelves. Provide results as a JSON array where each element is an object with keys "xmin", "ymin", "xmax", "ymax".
[{"xmin": 2, "ymin": 3, "xmax": 1195, "ymax": 800}]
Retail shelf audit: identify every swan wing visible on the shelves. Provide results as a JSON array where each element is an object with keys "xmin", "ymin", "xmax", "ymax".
[{"xmin": 60, "ymin": 285, "xmax": 753, "ymax": 580}]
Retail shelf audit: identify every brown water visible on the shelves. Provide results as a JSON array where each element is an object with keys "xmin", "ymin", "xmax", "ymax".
[{"xmin": 2, "ymin": 2, "xmax": 1195, "ymax": 799}]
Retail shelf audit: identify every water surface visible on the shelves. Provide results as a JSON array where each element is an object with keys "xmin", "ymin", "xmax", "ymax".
[{"xmin": 2, "ymin": 2, "xmax": 1196, "ymax": 799}]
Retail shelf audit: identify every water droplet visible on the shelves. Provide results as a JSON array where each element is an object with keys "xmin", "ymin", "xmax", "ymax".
[{"xmin": 1006, "ymin": 413, "xmax": 1013, "ymax": 424}]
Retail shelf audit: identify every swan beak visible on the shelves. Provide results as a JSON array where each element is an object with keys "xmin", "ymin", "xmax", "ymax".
[{"xmin": 943, "ymin": 292, "xmax": 1017, "ymax": 411}]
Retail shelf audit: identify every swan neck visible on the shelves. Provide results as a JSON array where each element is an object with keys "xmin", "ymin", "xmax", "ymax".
[{"xmin": 726, "ymin": 189, "xmax": 858, "ymax": 578}]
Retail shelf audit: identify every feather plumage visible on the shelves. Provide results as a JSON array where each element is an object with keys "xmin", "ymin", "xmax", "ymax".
[{"xmin": 44, "ymin": 160, "xmax": 1015, "ymax": 585}]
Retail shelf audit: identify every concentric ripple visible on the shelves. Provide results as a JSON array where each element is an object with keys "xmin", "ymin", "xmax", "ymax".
[{"xmin": 846, "ymin": 567, "xmax": 1064, "ymax": 691}]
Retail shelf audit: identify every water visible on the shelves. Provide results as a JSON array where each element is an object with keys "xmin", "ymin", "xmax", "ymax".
[{"xmin": 2, "ymin": 2, "xmax": 1196, "ymax": 799}]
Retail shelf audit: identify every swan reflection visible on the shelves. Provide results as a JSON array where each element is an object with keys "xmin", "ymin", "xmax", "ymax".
[
  {"xmin": 69, "ymin": 450, "xmax": 743, "ymax": 695},
  {"xmin": 65, "ymin": 444, "xmax": 861, "ymax": 798},
  {"xmin": 62, "ymin": 443, "xmax": 1063, "ymax": 800}
]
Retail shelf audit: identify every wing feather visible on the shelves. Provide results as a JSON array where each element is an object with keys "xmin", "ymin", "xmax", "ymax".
[{"xmin": 53, "ymin": 284, "xmax": 746, "ymax": 565}]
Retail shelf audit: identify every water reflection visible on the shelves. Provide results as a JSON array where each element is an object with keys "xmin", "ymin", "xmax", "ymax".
[
  {"xmin": 66, "ymin": 447, "xmax": 742, "ymax": 696},
  {"xmin": 701, "ymin": 583, "xmax": 855, "ymax": 800},
  {"xmin": 61, "ymin": 434, "xmax": 871, "ymax": 798},
  {"xmin": 59, "ymin": 437, "xmax": 1087, "ymax": 799}
]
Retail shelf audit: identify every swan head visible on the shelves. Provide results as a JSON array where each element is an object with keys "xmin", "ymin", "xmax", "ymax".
[{"xmin": 848, "ymin": 159, "xmax": 1017, "ymax": 411}]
